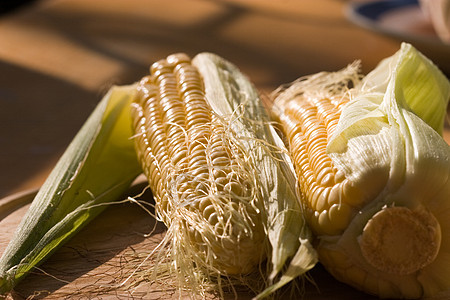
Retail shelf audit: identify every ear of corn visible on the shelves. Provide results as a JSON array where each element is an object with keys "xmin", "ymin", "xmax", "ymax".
[
  {"xmin": 273, "ymin": 43, "xmax": 450, "ymax": 298},
  {"xmin": 0, "ymin": 85, "xmax": 142, "ymax": 294},
  {"xmin": 0, "ymin": 52, "xmax": 317, "ymax": 298},
  {"xmin": 131, "ymin": 52, "xmax": 317, "ymax": 297}
]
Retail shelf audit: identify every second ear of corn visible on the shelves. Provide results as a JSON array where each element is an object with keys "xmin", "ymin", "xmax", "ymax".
[{"xmin": 272, "ymin": 43, "xmax": 450, "ymax": 299}]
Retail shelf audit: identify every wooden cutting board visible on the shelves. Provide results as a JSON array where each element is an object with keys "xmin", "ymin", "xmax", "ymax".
[{"xmin": 0, "ymin": 179, "xmax": 379, "ymax": 300}]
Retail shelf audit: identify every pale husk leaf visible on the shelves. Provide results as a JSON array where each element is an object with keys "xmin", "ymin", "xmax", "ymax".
[
  {"xmin": 193, "ymin": 53, "xmax": 317, "ymax": 297},
  {"xmin": 323, "ymin": 43, "xmax": 450, "ymax": 297}
]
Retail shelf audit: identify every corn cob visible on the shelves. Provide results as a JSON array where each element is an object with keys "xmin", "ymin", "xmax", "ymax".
[
  {"xmin": 273, "ymin": 43, "xmax": 450, "ymax": 298},
  {"xmin": 130, "ymin": 53, "xmax": 316, "ymax": 296},
  {"xmin": 131, "ymin": 53, "xmax": 266, "ymax": 275}
]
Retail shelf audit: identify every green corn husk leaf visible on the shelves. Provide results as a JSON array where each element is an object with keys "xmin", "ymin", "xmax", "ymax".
[
  {"xmin": 192, "ymin": 53, "xmax": 318, "ymax": 298},
  {"xmin": 322, "ymin": 43, "xmax": 450, "ymax": 298},
  {"xmin": 328, "ymin": 42, "xmax": 450, "ymax": 196},
  {"xmin": 0, "ymin": 85, "xmax": 142, "ymax": 294}
]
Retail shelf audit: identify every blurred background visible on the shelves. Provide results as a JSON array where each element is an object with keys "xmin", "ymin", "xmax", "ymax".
[{"xmin": 0, "ymin": 0, "xmax": 448, "ymax": 198}]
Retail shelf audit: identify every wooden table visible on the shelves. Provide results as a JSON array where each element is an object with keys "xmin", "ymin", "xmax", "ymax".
[{"xmin": 0, "ymin": 0, "xmax": 448, "ymax": 299}]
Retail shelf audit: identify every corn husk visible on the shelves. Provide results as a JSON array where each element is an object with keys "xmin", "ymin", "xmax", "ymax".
[
  {"xmin": 0, "ymin": 85, "xmax": 142, "ymax": 294},
  {"xmin": 193, "ymin": 53, "xmax": 317, "ymax": 297}
]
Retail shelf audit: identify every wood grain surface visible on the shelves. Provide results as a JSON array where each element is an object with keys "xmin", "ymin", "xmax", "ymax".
[
  {"xmin": 0, "ymin": 0, "xmax": 449, "ymax": 299},
  {"xmin": 0, "ymin": 181, "xmax": 380, "ymax": 300}
]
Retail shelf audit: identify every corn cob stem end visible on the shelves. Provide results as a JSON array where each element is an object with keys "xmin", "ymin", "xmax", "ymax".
[{"xmin": 359, "ymin": 206, "xmax": 441, "ymax": 275}]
